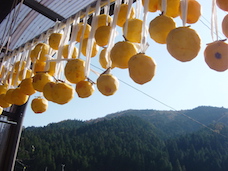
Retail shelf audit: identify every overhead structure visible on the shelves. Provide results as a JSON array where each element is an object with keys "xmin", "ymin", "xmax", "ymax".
[
  {"xmin": 0, "ymin": 0, "xmax": 116, "ymax": 170},
  {"xmin": 0, "ymin": 0, "xmax": 102, "ymax": 53}
]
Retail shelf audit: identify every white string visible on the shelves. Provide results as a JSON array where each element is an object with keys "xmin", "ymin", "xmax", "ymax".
[
  {"xmin": 14, "ymin": 48, "xmax": 28, "ymax": 86},
  {"xmin": 105, "ymin": 0, "xmax": 122, "ymax": 68},
  {"xmin": 135, "ymin": 0, "xmax": 142, "ymax": 19},
  {"xmin": 7, "ymin": 51, "xmax": 18, "ymax": 88},
  {"xmin": 161, "ymin": 0, "xmax": 167, "ymax": 14},
  {"xmin": 140, "ymin": 0, "xmax": 149, "ymax": 53},
  {"xmin": 3, "ymin": 57, "xmax": 13, "ymax": 87},
  {"xmin": 0, "ymin": 56, "xmax": 7, "ymax": 84},
  {"xmin": 78, "ymin": 7, "xmax": 90, "ymax": 59},
  {"xmin": 181, "ymin": 0, "xmax": 188, "ymax": 26},
  {"xmin": 22, "ymin": 45, "xmax": 32, "ymax": 79},
  {"xmin": 211, "ymin": 0, "xmax": 219, "ymax": 41},
  {"xmin": 68, "ymin": 13, "xmax": 80, "ymax": 59},
  {"xmin": 85, "ymin": 0, "xmax": 101, "ymax": 78},
  {"xmin": 123, "ymin": 0, "xmax": 134, "ymax": 39},
  {"xmin": 55, "ymin": 18, "xmax": 72, "ymax": 80}
]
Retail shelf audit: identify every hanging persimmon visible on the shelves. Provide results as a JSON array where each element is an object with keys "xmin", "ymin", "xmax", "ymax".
[
  {"xmin": 222, "ymin": 14, "xmax": 228, "ymax": 38},
  {"xmin": 128, "ymin": 53, "xmax": 156, "ymax": 85},
  {"xmin": 149, "ymin": 14, "xmax": 176, "ymax": 44},
  {"xmin": 110, "ymin": 41, "xmax": 138, "ymax": 69},
  {"xmin": 166, "ymin": 26, "xmax": 201, "ymax": 62},
  {"xmin": 204, "ymin": 40, "xmax": 228, "ymax": 72},
  {"xmin": 31, "ymin": 97, "xmax": 48, "ymax": 114},
  {"xmin": 179, "ymin": 0, "xmax": 201, "ymax": 24},
  {"xmin": 216, "ymin": 0, "xmax": 228, "ymax": 11}
]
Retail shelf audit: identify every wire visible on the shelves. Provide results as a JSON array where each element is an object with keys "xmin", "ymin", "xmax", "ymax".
[
  {"xmin": 199, "ymin": 16, "xmax": 224, "ymax": 40},
  {"xmin": 90, "ymin": 63, "xmax": 227, "ymax": 138}
]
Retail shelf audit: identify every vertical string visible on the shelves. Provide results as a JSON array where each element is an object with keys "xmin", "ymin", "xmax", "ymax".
[
  {"xmin": 161, "ymin": 0, "xmax": 167, "ymax": 14},
  {"xmin": 106, "ymin": 0, "xmax": 122, "ymax": 68},
  {"xmin": 123, "ymin": 0, "xmax": 133, "ymax": 39},
  {"xmin": 104, "ymin": 0, "xmax": 111, "ymax": 18},
  {"xmin": 181, "ymin": 0, "xmax": 188, "ymax": 26},
  {"xmin": 14, "ymin": 48, "xmax": 27, "ymax": 86},
  {"xmin": 211, "ymin": 0, "xmax": 219, "ymax": 41},
  {"xmin": 140, "ymin": 0, "xmax": 149, "ymax": 53},
  {"xmin": 78, "ymin": 7, "xmax": 90, "ymax": 59},
  {"xmin": 7, "ymin": 51, "xmax": 18, "ymax": 88},
  {"xmin": 0, "ymin": 56, "xmax": 7, "ymax": 85},
  {"xmin": 85, "ymin": 0, "xmax": 101, "ymax": 78},
  {"xmin": 68, "ymin": 13, "xmax": 80, "ymax": 59},
  {"xmin": 23, "ymin": 43, "xmax": 32, "ymax": 79},
  {"xmin": 55, "ymin": 18, "xmax": 72, "ymax": 80},
  {"xmin": 135, "ymin": 0, "xmax": 142, "ymax": 19}
]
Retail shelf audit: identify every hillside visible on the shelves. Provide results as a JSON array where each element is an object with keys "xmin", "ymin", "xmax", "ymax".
[
  {"xmin": 15, "ymin": 106, "xmax": 228, "ymax": 171},
  {"xmin": 99, "ymin": 106, "xmax": 228, "ymax": 138}
]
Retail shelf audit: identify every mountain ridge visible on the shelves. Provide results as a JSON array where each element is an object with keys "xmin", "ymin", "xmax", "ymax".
[{"xmin": 16, "ymin": 107, "xmax": 228, "ymax": 171}]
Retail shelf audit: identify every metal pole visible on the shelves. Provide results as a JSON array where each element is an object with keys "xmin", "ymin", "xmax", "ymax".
[{"xmin": 0, "ymin": 102, "xmax": 28, "ymax": 171}]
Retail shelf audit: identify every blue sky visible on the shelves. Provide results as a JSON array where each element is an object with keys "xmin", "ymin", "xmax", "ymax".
[{"xmin": 23, "ymin": 0, "xmax": 228, "ymax": 127}]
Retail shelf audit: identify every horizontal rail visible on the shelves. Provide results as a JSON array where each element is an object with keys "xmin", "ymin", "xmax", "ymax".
[{"xmin": 0, "ymin": 119, "xmax": 17, "ymax": 125}]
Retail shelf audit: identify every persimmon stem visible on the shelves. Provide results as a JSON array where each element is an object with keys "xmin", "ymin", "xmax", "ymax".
[
  {"xmin": 86, "ymin": 77, "xmax": 96, "ymax": 85},
  {"xmin": 101, "ymin": 67, "xmax": 111, "ymax": 75},
  {"xmin": 122, "ymin": 35, "xmax": 128, "ymax": 41}
]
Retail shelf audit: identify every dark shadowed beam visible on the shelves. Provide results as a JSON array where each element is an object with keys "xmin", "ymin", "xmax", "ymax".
[
  {"xmin": 23, "ymin": 0, "xmax": 65, "ymax": 21},
  {"xmin": 0, "ymin": 0, "xmax": 16, "ymax": 23},
  {"xmin": 0, "ymin": 0, "xmax": 65, "ymax": 23}
]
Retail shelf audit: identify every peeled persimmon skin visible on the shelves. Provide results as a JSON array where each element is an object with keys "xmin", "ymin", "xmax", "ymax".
[
  {"xmin": 52, "ymin": 82, "xmax": 74, "ymax": 105},
  {"xmin": 97, "ymin": 74, "xmax": 119, "ymax": 96},
  {"xmin": 0, "ymin": 94, "xmax": 12, "ymax": 108},
  {"xmin": 96, "ymin": 14, "xmax": 112, "ymax": 29},
  {"xmin": 166, "ymin": 26, "xmax": 201, "ymax": 62},
  {"xmin": 0, "ymin": 84, "xmax": 8, "ymax": 95},
  {"xmin": 76, "ymin": 23, "xmax": 91, "ymax": 42},
  {"xmin": 11, "ymin": 88, "xmax": 29, "ymax": 106},
  {"xmin": 149, "ymin": 15, "xmax": 176, "ymax": 44},
  {"xmin": 43, "ymin": 82, "xmax": 56, "ymax": 101},
  {"xmin": 123, "ymin": 18, "xmax": 143, "ymax": 43},
  {"xmin": 94, "ymin": 26, "xmax": 112, "ymax": 47},
  {"xmin": 81, "ymin": 38, "xmax": 99, "ymax": 57},
  {"xmin": 128, "ymin": 53, "xmax": 156, "ymax": 85},
  {"xmin": 76, "ymin": 80, "xmax": 95, "ymax": 98},
  {"xmin": 62, "ymin": 45, "xmax": 78, "ymax": 59},
  {"xmin": 179, "ymin": 0, "xmax": 201, "ymax": 24},
  {"xmin": 19, "ymin": 69, "xmax": 32, "ymax": 81},
  {"xmin": 204, "ymin": 40, "xmax": 228, "ymax": 72},
  {"xmin": 142, "ymin": 0, "xmax": 159, "ymax": 12},
  {"xmin": 31, "ymin": 97, "xmax": 48, "ymax": 114},
  {"xmin": 49, "ymin": 33, "xmax": 62, "ymax": 50},
  {"xmin": 158, "ymin": 0, "xmax": 180, "ymax": 18},
  {"xmin": 222, "ymin": 14, "xmax": 228, "ymax": 38},
  {"xmin": 30, "ymin": 43, "xmax": 50, "ymax": 62},
  {"xmin": 14, "ymin": 61, "xmax": 26, "ymax": 72},
  {"xmin": 117, "ymin": 4, "xmax": 135, "ymax": 27},
  {"xmin": 4, "ymin": 89, "xmax": 15, "ymax": 104},
  {"xmin": 32, "ymin": 73, "xmax": 53, "ymax": 92},
  {"xmin": 64, "ymin": 59, "xmax": 85, "ymax": 84},
  {"xmin": 20, "ymin": 78, "xmax": 36, "ymax": 95},
  {"xmin": 110, "ymin": 41, "xmax": 138, "ymax": 69},
  {"xmin": 216, "ymin": 0, "xmax": 228, "ymax": 11}
]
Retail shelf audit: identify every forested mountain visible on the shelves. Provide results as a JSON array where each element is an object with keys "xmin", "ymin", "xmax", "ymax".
[
  {"xmin": 101, "ymin": 106, "xmax": 228, "ymax": 138},
  {"xmin": 15, "ymin": 106, "xmax": 228, "ymax": 171}
]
